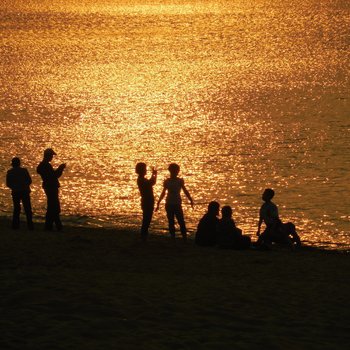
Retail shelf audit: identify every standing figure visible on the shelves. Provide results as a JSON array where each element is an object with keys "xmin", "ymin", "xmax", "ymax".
[
  {"xmin": 156, "ymin": 163, "xmax": 194, "ymax": 242},
  {"xmin": 6, "ymin": 157, "xmax": 34, "ymax": 230},
  {"xmin": 135, "ymin": 162, "xmax": 157, "ymax": 241},
  {"xmin": 37, "ymin": 148, "xmax": 66, "ymax": 231}
]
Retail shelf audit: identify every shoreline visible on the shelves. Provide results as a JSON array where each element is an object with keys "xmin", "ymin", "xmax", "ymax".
[{"xmin": 1, "ymin": 214, "xmax": 349, "ymax": 253}]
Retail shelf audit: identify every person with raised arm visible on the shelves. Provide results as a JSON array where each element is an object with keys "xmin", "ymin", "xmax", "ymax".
[
  {"xmin": 37, "ymin": 148, "xmax": 66, "ymax": 231},
  {"xmin": 135, "ymin": 162, "xmax": 157, "ymax": 241}
]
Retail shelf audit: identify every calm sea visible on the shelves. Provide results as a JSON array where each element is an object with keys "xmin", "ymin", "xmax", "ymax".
[{"xmin": 0, "ymin": 0, "xmax": 349, "ymax": 249}]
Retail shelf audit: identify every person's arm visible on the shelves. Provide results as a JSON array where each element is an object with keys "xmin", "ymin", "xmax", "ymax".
[
  {"xmin": 36, "ymin": 163, "xmax": 42, "ymax": 175},
  {"xmin": 25, "ymin": 169, "xmax": 32, "ymax": 186},
  {"xmin": 150, "ymin": 168, "xmax": 157, "ymax": 186},
  {"xmin": 231, "ymin": 220, "xmax": 242, "ymax": 238},
  {"xmin": 182, "ymin": 181, "xmax": 194, "ymax": 208},
  {"xmin": 257, "ymin": 204, "xmax": 265, "ymax": 236},
  {"xmin": 6, "ymin": 171, "xmax": 12, "ymax": 189},
  {"xmin": 155, "ymin": 187, "xmax": 166, "ymax": 212},
  {"xmin": 257, "ymin": 216, "xmax": 263, "ymax": 236},
  {"xmin": 54, "ymin": 163, "xmax": 66, "ymax": 178}
]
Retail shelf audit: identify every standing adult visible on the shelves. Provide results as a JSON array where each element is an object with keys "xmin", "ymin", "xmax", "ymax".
[
  {"xmin": 37, "ymin": 148, "xmax": 66, "ymax": 231},
  {"xmin": 6, "ymin": 157, "xmax": 34, "ymax": 230}
]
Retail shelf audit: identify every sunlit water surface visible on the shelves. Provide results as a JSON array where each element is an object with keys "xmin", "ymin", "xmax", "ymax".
[{"xmin": 1, "ymin": 1, "xmax": 349, "ymax": 249}]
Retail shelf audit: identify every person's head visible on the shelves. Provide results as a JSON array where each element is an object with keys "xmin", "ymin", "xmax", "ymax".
[
  {"xmin": 135, "ymin": 162, "xmax": 147, "ymax": 176},
  {"xmin": 207, "ymin": 201, "xmax": 220, "ymax": 216},
  {"xmin": 262, "ymin": 188, "xmax": 275, "ymax": 202},
  {"xmin": 168, "ymin": 163, "xmax": 180, "ymax": 177},
  {"xmin": 221, "ymin": 205, "xmax": 233, "ymax": 219},
  {"xmin": 43, "ymin": 148, "xmax": 56, "ymax": 161},
  {"xmin": 11, "ymin": 157, "xmax": 20, "ymax": 167}
]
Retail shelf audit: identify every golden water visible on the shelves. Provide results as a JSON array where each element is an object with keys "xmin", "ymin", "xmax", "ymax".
[{"xmin": 1, "ymin": 1, "xmax": 349, "ymax": 249}]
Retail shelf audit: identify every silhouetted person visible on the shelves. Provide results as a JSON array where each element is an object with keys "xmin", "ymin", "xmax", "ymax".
[
  {"xmin": 256, "ymin": 188, "xmax": 301, "ymax": 249},
  {"xmin": 6, "ymin": 157, "xmax": 34, "ymax": 230},
  {"xmin": 156, "ymin": 163, "xmax": 194, "ymax": 242},
  {"xmin": 135, "ymin": 162, "xmax": 157, "ymax": 241},
  {"xmin": 256, "ymin": 188, "xmax": 281, "ymax": 248},
  {"xmin": 37, "ymin": 148, "xmax": 66, "ymax": 231},
  {"xmin": 195, "ymin": 201, "xmax": 220, "ymax": 246},
  {"xmin": 217, "ymin": 206, "xmax": 251, "ymax": 249}
]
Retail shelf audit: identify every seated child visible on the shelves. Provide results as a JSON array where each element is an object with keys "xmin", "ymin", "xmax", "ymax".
[
  {"xmin": 217, "ymin": 206, "xmax": 251, "ymax": 250},
  {"xmin": 195, "ymin": 201, "xmax": 220, "ymax": 247}
]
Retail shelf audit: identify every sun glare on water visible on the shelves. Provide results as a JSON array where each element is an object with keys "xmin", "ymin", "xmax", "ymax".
[{"xmin": 0, "ymin": 0, "xmax": 349, "ymax": 249}]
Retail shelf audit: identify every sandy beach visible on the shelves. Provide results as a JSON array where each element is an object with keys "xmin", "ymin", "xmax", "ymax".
[{"xmin": 1, "ymin": 217, "xmax": 349, "ymax": 349}]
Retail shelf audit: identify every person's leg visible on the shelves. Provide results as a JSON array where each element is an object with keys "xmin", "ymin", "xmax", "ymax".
[
  {"xmin": 259, "ymin": 226, "xmax": 273, "ymax": 249},
  {"xmin": 22, "ymin": 191, "xmax": 34, "ymax": 230},
  {"xmin": 274, "ymin": 223, "xmax": 295, "ymax": 249},
  {"xmin": 45, "ymin": 190, "xmax": 53, "ymax": 230},
  {"xmin": 141, "ymin": 202, "xmax": 154, "ymax": 241},
  {"xmin": 174, "ymin": 205, "xmax": 187, "ymax": 241},
  {"xmin": 52, "ymin": 189, "xmax": 62, "ymax": 231},
  {"xmin": 44, "ymin": 188, "xmax": 57, "ymax": 230},
  {"xmin": 54, "ymin": 214, "xmax": 63, "ymax": 231},
  {"xmin": 11, "ymin": 192, "xmax": 21, "ymax": 229},
  {"xmin": 165, "ymin": 204, "xmax": 176, "ymax": 239},
  {"xmin": 292, "ymin": 232, "xmax": 301, "ymax": 247},
  {"xmin": 286, "ymin": 222, "xmax": 301, "ymax": 247}
]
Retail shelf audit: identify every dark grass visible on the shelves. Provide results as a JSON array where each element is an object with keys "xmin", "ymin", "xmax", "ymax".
[{"xmin": 1, "ymin": 217, "xmax": 350, "ymax": 349}]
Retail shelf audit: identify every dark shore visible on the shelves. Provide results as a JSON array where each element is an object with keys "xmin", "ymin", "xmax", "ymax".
[{"xmin": 1, "ymin": 217, "xmax": 349, "ymax": 350}]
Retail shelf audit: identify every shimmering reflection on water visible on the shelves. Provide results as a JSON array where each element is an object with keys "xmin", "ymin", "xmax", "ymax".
[{"xmin": 0, "ymin": 1, "xmax": 349, "ymax": 249}]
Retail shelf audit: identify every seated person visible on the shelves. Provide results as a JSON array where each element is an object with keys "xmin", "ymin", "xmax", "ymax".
[
  {"xmin": 217, "ymin": 206, "xmax": 251, "ymax": 249},
  {"xmin": 195, "ymin": 201, "xmax": 220, "ymax": 247},
  {"xmin": 256, "ymin": 189, "xmax": 301, "ymax": 249}
]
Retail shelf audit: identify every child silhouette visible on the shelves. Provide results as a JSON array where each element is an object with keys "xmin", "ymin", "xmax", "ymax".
[
  {"xmin": 135, "ymin": 162, "xmax": 157, "ymax": 241},
  {"xmin": 156, "ymin": 163, "xmax": 193, "ymax": 241}
]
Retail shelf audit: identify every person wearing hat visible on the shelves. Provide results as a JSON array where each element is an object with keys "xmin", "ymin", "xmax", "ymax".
[
  {"xmin": 6, "ymin": 157, "xmax": 34, "ymax": 230},
  {"xmin": 37, "ymin": 148, "xmax": 66, "ymax": 231}
]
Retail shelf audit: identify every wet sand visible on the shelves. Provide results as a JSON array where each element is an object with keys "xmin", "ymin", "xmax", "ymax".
[{"xmin": 1, "ymin": 217, "xmax": 349, "ymax": 349}]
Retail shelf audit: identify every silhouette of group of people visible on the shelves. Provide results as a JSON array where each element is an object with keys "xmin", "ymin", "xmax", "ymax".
[
  {"xmin": 195, "ymin": 190, "xmax": 301, "ymax": 250},
  {"xmin": 135, "ymin": 162, "xmax": 301, "ymax": 249},
  {"xmin": 6, "ymin": 148, "xmax": 66, "ymax": 231},
  {"xmin": 136, "ymin": 162, "xmax": 194, "ymax": 242},
  {"xmin": 5, "ymin": 152, "xmax": 301, "ymax": 249},
  {"xmin": 195, "ymin": 202, "xmax": 251, "ymax": 249}
]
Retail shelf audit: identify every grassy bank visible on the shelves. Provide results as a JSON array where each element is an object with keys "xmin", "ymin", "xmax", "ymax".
[{"xmin": 0, "ymin": 217, "xmax": 349, "ymax": 349}]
